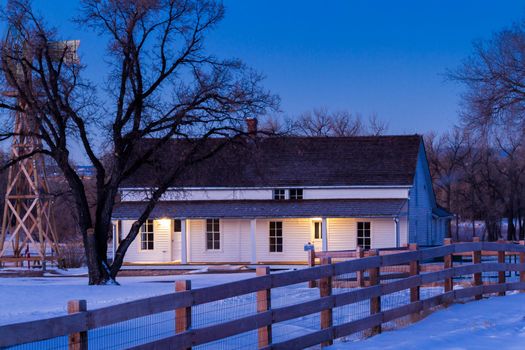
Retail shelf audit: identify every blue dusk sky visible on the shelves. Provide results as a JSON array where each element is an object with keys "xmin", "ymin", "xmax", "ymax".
[{"xmin": 22, "ymin": 1, "xmax": 525, "ymax": 134}]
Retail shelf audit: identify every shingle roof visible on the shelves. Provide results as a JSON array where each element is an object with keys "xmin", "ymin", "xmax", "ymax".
[
  {"xmin": 121, "ymin": 135, "xmax": 422, "ymax": 188},
  {"xmin": 112, "ymin": 199, "xmax": 407, "ymax": 219}
]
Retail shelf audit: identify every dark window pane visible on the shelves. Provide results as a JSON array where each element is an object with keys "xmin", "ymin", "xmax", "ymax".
[{"xmin": 174, "ymin": 220, "xmax": 181, "ymax": 232}]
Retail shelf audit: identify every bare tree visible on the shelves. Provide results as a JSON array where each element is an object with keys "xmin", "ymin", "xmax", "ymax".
[
  {"xmin": 0, "ymin": 0, "xmax": 277, "ymax": 284},
  {"xmin": 291, "ymin": 107, "xmax": 387, "ymax": 137}
]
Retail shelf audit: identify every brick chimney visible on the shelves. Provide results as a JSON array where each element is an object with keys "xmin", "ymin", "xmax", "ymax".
[{"xmin": 246, "ymin": 117, "xmax": 258, "ymax": 135}]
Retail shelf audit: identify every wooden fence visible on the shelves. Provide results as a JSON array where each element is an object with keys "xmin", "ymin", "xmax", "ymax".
[{"xmin": 1, "ymin": 239, "xmax": 525, "ymax": 350}]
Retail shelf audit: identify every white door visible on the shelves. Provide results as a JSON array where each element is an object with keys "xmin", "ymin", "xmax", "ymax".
[
  {"xmin": 172, "ymin": 219, "xmax": 181, "ymax": 262},
  {"xmin": 312, "ymin": 220, "xmax": 323, "ymax": 251}
]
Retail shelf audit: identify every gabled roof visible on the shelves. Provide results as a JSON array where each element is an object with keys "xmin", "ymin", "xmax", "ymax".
[
  {"xmin": 121, "ymin": 135, "xmax": 422, "ymax": 188},
  {"xmin": 112, "ymin": 199, "xmax": 407, "ymax": 219}
]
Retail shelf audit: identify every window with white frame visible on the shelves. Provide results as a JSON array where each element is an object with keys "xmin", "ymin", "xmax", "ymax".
[
  {"xmin": 140, "ymin": 220, "xmax": 154, "ymax": 250},
  {"xmin": 289, "ymin": 188, "xmax": 303, "ymax": 200},
  {"xmin": 273, "ymin": 189, "xmax": 285, "ymax": 200},
  {"xmin": 269, "ymin": 221, "xmax": 283, "ymax": 252},
  {"xmin": 206, "ymin": 219, "xmax": 220, "ymax": 250},
  {"xmin": 357, "ymin": 221, "xmax": 371, "ymax": 249}
]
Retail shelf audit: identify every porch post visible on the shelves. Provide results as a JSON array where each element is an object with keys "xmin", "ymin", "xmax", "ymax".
[
  {"xmin": 322, "ymin": 217, "xmax": 328, "ymax": 251},
  {"xmin": 394, "ymin": 217, "xmax": 400, "ymax": 248},
  {"xmin": 181, "ymin": 219, "xmax": 188, "ymax": 264},
  {"xmin": 250, "ymin": 219, "xmax": 257, "ymax": 263},
  {"xmin": 111, "ymin": 221, "xmax": 117, "ymax": 262}
]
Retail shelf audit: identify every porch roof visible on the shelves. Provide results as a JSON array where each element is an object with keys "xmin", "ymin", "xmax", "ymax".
[{"xmin": 112, "ymin": 199, "xmax": 407, "ymax": 220}]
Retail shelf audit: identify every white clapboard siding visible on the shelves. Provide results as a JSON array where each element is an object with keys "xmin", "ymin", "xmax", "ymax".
[
  {"xmin": 255, "ymin": 218, "xmax": 311, "ymax": 262},
  {"xmin": 122, "ymin": 219, "xmax": 172, "ymax": 263},
  {"xmin": 188, "ymin": 219, "xmax": 250, "ymax": 263},
  {"xmin": 327, "ymin": 218, "xmax": 357, "ymax": 251},
  {"xmin": 370, "ymin": 218, "xmax": 397, "ymax": 248}
]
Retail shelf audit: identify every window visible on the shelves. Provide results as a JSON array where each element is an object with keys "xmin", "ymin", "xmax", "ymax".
[
  {"xmin": 314, "ymin": 221, "xmax": 322, "ymax": 240},
  {"xmin": 269, "ymin": 221, "xmax": 283, "ymax": 252},
  {"xmin": 289, "ymin": 188, "xmax": 303, "ymax": 200},
  {"xmin": 357, "ymin": 221, "xmax": 371, "ymax": 250},
  {"xmin": 174, "ymin": 219, "xmax": 182, "ymax": 232},
  {"xmin": 273, "ymin": 189, "xmax": 285, "ymax": 200},
  {"xmin": 206, "ymin": 219, "xmax": 220, "ymax": 250},
  {"xmin": 140, "ymin": 220, "xmax": 154, "ymax": 250}
]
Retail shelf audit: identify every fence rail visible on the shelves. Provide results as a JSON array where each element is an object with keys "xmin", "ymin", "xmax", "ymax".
[{"xmin": 2, "ymin": 239, "xmax": 525, "ymax": 349}]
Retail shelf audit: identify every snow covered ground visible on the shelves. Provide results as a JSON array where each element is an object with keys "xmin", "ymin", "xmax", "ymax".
[
  {"xmin": 331, "ymin": 292, "xmax": 525, "ymax": 350},
  {"xmin": 0, "ymin": 270, "xmax": 256, "ymax": 326},
  {"xmin": 3, "ymin": 270, "xmax": 525, "ymax": 349}
]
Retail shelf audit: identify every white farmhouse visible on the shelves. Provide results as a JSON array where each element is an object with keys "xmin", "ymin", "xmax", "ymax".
[{"xmin": 112, "ymin": 133, "xmax": 451, "ymax": 264}]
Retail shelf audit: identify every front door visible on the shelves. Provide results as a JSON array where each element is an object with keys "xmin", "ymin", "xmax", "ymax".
[
  {"xmin": 172, "ymin": 219, "xmax": 181, "ymax": 262},
  {"xmin": 312, "ymin": 220, "xmax": 323, "ymax": 251}
]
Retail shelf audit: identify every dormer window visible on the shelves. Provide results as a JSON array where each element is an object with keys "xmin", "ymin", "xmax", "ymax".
[
  {"xmin": 273, "ymin": 189, "xmax": 285, "ymax": 200},
  {"xmin": 289, "ymin": 188, "xmax": 303, "ymax": 200}
]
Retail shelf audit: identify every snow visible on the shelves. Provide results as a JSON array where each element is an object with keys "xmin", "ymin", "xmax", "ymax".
[
  {"xmin": 330, "ymin": 292, "xmax": 525, "ymax": 350},
  {"xmin": 0, "ymin": 272, "xmax": 256, "ymax": 326},
  {"xmin": 4, "ymin": 271, "xmax": 525, "ymax": 349}
]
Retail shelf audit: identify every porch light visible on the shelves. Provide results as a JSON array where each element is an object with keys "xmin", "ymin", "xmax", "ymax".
[{"xmin": 157, "ymin": 218, "xmax": 171, "ymax": 228}]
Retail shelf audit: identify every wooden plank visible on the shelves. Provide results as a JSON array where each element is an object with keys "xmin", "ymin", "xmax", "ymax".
[
  {"xmin": 68, "ymin": 300, "xmax": 87, "ymax": 350},
  {"xmin": 419, "ymin": 244, "xmax": 454, "ymax": 260},
  {"xmin": 272, "ymin": 296, "xmax": 334, "ymax": 323},
  {"xmin": 319, "ymin": 257, "xmax": 333, "ymax": 346},
  {"xmin": 261, "ymin": 328, "xmax": 334, "ymax": 350},
  {"xmin": 454, "ymin": 286, "xmax": 484, "ymax": 300},
  {"xmin": 520, "ymin": 241, "xmax": 525, "ymax": 293},
  {"xmin": 409, "ymin": 244, "xmax": 420, "ymax": 305},
  {"xmin": 334, "ymin": 313, "xmax": 383, "ymax": 339},
  {"xmin": 334, "ymin": 285, "xmax": 382, "ymax": 307},
  {"xmin": 192, "ymin": 275, "xmax": 272, "ymax": 304},
  {"xmin": 271, "ymin": 264, "xmax": 333, "ymax": 288},
  {"xmin": 368, "ymin": 250, "xmax": 381, "ymax": 335},
  {"xmin": 382, "ymin": 302, "xmax": 423, "ymax": 323},
  {"xmin": 381, "ymin": 250, "xmax": 419, "ymax": 266},
  {"xmin": 127, "ymin": 332, "xmax": 193, "ymax": 350},
  {"xmin": 88, "ymin": 291, "xmax": 193, "ymax": 328},
  {"xmin": 0, "ymin": 313, "xmax": 88, "ymax": 347},
  {"xmin": 453, "ymin": 264, "xmax": 483, "ymax": 276},
  {"xmin": 315, "ymin": 250, "xmax": 356, "ymax": 259},
  {"xmin": 472, "ymin": 237, "xmax": 482, "ymax": 300},
  {"xmin": 381, "ymin": 275, "xmax": 422, "ymax": 295},
  {"xmin": 506, "ymin": 281, "xmax": 525, "ymax": 291},
  {"xmin": 333, "ymin": 255, "xmax": 381, "ymax": 275},
  {"xmin": 443, "ymin": 238, "xmax": 453, "ymax": 292},
  {"xmin": 482, "ymin": 241, "xmax": 521, "ymax": 252},
  {"xmin": 256, "ymin": 267, "xmax": 272, "ymax": 348},
  {"xmin": 420, "ymin": 268, "xmax": 454, "ymax": 285},
  {"xmin": 454, "ymin": 242, "xmax": 481, "ymax": 254},
  {"xmin": 175, "ymin": 280, "xmax": 192, "ymax": 350},
  {"xmin": 356, "ymin": 246, "xmax": 365, "ymax": 288},
  {"xmin": 498, "ymin": 240, "xmax": 506, "ymax": 296},
  {"xmin": 308, "ymin": 250, "xmax": 315, "ymax": 288}
]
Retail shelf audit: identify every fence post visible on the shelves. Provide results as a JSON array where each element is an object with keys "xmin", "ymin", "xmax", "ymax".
[
  {"xmin": 67, "ymin": 300, "xmax": 87, "ymax": 350},
  {"xmin": 356, "ymin": 246, "xmax": 365, "ymax": 288},
  {"xmin": 409, "ymin": 243, "xmax": 420, "ymax": 303},
  {"xmin": 368, "ymin": 249, "xmax": 381, "ymax": 335},
  {"xmin": 308, "ymin": 249, "xmax": 316, "ymax": 288},
  {"xmin": 319, "ymin": 257, "xmax": 333, "ymax": 347},
  {"xmin": 175, "ymin": 279, "xmax": 192, "ymax": 349},
  {"xmin": 256, "ymin": 267, "xmax": 272, "ymax": 348},
  {"xmin": 520, "ymin": 241, "xmax": 525, "ymax": 293},
  {"xmin": 497, "ymin": 239, "xmax": 506, "ymax": 296},
  {"xmin": 444, "ymin": 238, "xmax": 453, "ymax": 293},
  {"xmin": 472, "ymin": 237, "xmax": 482, "ymax": 300}
]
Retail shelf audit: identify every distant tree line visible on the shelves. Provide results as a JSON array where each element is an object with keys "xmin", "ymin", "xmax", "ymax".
[{"xmin": 427, "ymin": 21, "xmax": 525, "ymax": 241}]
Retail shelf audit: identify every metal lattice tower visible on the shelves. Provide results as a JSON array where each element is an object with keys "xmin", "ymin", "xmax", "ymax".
[
  {"xmin": 0, "ymin": 14, "xmax": 79, "ymax": 262},
  {"xmin": 0, "ymin": 102, "xmax": 60, "ymax": 260}
]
